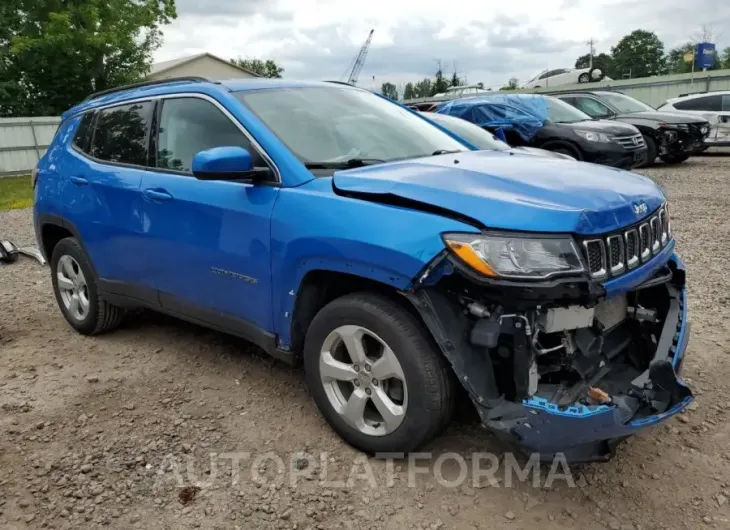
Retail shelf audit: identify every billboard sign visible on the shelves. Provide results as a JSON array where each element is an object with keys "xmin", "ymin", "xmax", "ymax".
[{"xmin": 696, "ymin": 42, "xmax": 716, "ymax": 69}]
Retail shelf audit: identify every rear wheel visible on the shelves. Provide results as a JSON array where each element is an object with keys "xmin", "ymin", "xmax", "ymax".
[
  {"xmin": 578, "ymin": 73, "xmax": 590, "ymax": 83},
  {"xmin": 303, "ymin": 293, "xmax": 455, "ymax": 455},
  {"xmin": 51, "ymin": 237, "xmax": 125, "ymax": 335},
  {"xmin": 660, "ymin": 153, "xmax": 690, "ymax": 164}
]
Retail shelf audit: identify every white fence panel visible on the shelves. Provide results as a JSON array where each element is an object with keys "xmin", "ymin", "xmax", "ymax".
[{"xmin": 0, "ymin": 116, "xmax": 61, "ymax": 177}]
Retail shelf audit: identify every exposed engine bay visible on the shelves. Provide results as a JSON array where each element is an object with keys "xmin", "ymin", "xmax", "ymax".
[
  {"xmin": 408, "ymin": 253, "xmax": 691, "ymax": 447},
  {"xmin": 465, "ymin": 287, "xmax": 670, "ymax": 409}
]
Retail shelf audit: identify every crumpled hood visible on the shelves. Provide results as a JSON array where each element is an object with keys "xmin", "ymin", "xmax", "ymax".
[
  {"xmin": 617, "ymin": 111, "xmax": 709, "ymax": 125},
  {"xmin": 333, "ymin": 150, "xmax": 665, "ymax": 235}
]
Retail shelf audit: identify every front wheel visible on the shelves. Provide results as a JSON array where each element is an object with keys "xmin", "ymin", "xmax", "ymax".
[
  {"xmin": 660, "ymin": 153, "xmax": 690, "ymax": 164},
  {"xmin": 578, "ymin": 73, "xmax": 590, "ymax": 83},
  {"xmin": 303, "ymin": 293, "xmax": 455, "ymax": 455}
]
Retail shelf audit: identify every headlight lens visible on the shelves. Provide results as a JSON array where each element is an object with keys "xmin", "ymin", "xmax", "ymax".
[
  {"xmin": 575, "ymin": 130, "xmax": 614, "ymax": 143},
  {"xmin": 443, "ymin": 233, "xmax": 585, "ymax": 280}
]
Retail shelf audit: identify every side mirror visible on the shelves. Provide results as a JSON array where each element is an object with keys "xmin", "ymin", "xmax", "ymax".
[{"xmin": 192, "ymin": 146, "xmax": 271, "ymax": 182}]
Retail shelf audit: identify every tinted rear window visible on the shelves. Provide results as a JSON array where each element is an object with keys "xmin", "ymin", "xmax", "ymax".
[
  {"xmin": 72, "ymin": 112, "xmax": 95, "ymax": 153},
  {"xmin": 90, "ymin": 101, "xmax": 153, "ymax": 166},
  {"xmin": 673, "ymin": 95, "xmax": 722, "ymax": 112}
]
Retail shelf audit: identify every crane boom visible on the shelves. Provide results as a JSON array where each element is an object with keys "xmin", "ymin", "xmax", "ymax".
[{"xmin": 347, "ymin": 29, "xmax": 374, "ymax": 85}]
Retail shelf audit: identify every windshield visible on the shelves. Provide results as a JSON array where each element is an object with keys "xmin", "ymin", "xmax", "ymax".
[
  {"xmin": 235, "ymin": 87, "xmax": 467, "ymax": 166},
  {"xmin": 598, "ymin": 92, "xmax": 655, "ymax": 113},
  {"xmin": 545, "ymin": 97, "xmax": 592, "ymax": 123},
  {"xmin": 424, "ymin": 113, "xmax": 509, "ymax": 151}
]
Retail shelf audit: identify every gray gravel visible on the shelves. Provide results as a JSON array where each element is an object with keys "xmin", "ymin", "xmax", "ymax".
[{"xmin": 1, "ymin": 154, "xmax": 730, "ymax": 530}]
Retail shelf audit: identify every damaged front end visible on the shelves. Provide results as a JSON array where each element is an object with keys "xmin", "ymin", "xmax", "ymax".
[{"xmin": 405, "ymin": 208, "xmax": 692, "ymax": 463}]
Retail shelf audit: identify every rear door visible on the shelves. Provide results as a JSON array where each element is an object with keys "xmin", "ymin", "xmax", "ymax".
[
  {"xmin": 61, "ymin": 101, "xmax": 153, "ymax": 286},
  {"xmin": 139, "ymin": 94, "xmax": 280, "ymax": 332}
]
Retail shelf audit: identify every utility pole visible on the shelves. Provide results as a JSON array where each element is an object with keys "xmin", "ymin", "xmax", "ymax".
[{"xmin": 586, "ymin": 38, "xmax": 596, "ymax": 69}]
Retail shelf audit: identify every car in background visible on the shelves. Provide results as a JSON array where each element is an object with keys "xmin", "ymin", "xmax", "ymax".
[
  {"xmin": 658, "ymin": 91, "xmax": 730, "ymax": 147},
  {"xmin": 420, "ymin": 111, "xmax": 575, "ymax": 160},
  {"xmin": 555, "ymin": 91, "xmax": 711, "ymax": 166},
  {"xmin": 431, "ymin": 85, "xmax": 492, "ymax": 99},
  {"xmin": 437, "ymin": 93, "xmax": 647, "ymax": 169},
  {"xmin": 522, "ymin": 67, "xmax": 611, "ymax": 89}
]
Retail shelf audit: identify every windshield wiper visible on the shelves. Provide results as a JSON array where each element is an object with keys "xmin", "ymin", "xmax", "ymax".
[
  {"xmin": 431, "ymin": 149, "xmax": 462, "ymax": 155},
  {"xmin": 304, "ymin": 158, "xmax": 386, "ymax": 170}
]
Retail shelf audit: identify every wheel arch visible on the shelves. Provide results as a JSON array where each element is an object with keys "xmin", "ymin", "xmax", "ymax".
[
  {"xmin": 539, "ymin": 140, "xmax": 583, "ymax": 160},
  {"xmin": 288, "ymin": 268, "xmax": 425, "ymax": 358}
]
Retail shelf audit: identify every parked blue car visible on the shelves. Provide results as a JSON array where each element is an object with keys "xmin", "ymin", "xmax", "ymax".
[{"xmin": 33, "ymin": 78, "xmax": 692, "ymax": 462}]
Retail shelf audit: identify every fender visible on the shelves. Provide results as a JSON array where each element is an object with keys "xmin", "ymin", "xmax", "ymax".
[
  {"xmin": 538, "ymin": 140, "xmax": 582, "ymax": 160},
  {"xmin": 269, "ymin": 177, "xmax": 476, "ymax": 347}
]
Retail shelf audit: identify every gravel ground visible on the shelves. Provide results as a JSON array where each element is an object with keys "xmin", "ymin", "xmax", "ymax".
[{"xmin": 1, "ymin": 155, "xmax": 730, "ymax": 530}]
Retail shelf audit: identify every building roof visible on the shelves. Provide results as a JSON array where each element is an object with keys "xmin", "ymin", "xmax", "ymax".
[{"xmin": 150, "ymin": 52, "xmax": 259, "ymax": 78}]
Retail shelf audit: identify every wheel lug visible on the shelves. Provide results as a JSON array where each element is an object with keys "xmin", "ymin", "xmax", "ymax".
[
  {"xmin": 354, "ymin": 380, "xmax": 360, "ymax": 387},
  {"xmin": 353, "ymin": 365, "xmax": 360, "ymax": 372},
  {"xmin": 364, "ymin": 363, "xmax": 371, "ymax": 372},
  {"xmin": 372, "ymin": 379, "xmax": 378, "ymax": 386},
  {"xmin": 365, "ymin": 388, "xmax": 371, "ymax": 395}
]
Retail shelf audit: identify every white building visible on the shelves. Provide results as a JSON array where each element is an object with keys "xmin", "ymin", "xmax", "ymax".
[{"xmin": 149, "ymin": 53, "xmax": 258, "ymax": 81}]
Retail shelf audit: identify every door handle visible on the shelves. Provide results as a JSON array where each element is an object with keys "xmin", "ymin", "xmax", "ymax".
[
  {"xmin": 69, "ymin": 176, "xmax": 88, "ymax": 186},
  {"xmin": 143, "ymin": 188, "xmax": 173, "ymax": 201}
]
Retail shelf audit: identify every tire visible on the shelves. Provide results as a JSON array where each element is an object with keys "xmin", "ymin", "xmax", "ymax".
[
  {"xmin": 303, "ymin": 292, "xmax": 455, "ymax": 455},
  {"xmin": 578, "ymin": 73, "xmax": 590, "ymax": 83},
  {"xmin": 660, "ymin": 153, "xmax": 690, "ymax": 164},
  {"xmin": 637, "ymin": 135, "xmax": 657, "ymax": 168},
  {"xmin": 50, "ymin": 237, "xmax": 124, "ymax": 335}
]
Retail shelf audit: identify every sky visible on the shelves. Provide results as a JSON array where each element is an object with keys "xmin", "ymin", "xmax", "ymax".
[{"xmin": 155, "ymin": 0, "xmax": 730, "ymax": 92}]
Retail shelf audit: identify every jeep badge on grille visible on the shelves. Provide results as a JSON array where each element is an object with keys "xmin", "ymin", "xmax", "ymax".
[{"xmin": 633, "ymin": 202, "xmax": 648, "ymax": 216}]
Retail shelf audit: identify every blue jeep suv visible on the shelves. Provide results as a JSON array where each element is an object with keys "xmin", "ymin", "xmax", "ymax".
[{"xmin": 33, "ymin": 77, "xmax": 692, "ymax": 462}]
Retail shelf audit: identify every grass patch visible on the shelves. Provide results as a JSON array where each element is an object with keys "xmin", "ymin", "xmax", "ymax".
[{"xmin": 0, "ymin": 175, "xmax": 33, "ymax": 211}]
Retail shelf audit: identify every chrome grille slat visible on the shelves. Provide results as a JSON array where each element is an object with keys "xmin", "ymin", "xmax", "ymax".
[
  {"xmin": 581, "ymin": 204, "xmax": 671, "ymax": 279},
  {"xmin": 614, "ymin": 134, "xmax": 646, "ymax": 150}
]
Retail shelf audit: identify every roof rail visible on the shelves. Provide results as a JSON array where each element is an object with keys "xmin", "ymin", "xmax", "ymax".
[
  {"xmin": 82, "ymin": 76, "xmax": 214, "ymax": 103},
  {"xmin": 323, "ymin": 80, "xmax": 355, "ymax": 86}
]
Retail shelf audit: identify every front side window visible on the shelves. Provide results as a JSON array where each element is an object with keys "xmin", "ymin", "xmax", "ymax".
[
  {"xmin": 574, "ymin": 97, "xmax": 613, "ymax": 118},
  {"xmin": 154, "ymin": 97, "xmax": 261, "ymax": 173},
  {"xmin": 235, "ymin": 87, "xmax": 466, "ymax": 166},
  {"xmin": 90, "ymin": 102, "xmax": 153, "ymax": 166}
]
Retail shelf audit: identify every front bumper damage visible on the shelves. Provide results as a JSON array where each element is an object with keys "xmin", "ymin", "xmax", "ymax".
[{"xmin": 406, "ymin": 252, "xmax": 692, "ymax": 463}]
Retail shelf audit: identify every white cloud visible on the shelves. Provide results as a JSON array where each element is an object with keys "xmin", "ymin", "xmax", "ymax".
[{"xmin": 156, "ymin": 0, "xmax": 730, "ymax": 90}]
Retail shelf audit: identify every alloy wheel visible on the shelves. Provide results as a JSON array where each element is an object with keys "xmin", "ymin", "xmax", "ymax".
[
  {"xmin": 319, "ymin": 325, "xmax": 408, "ymax": 436},
  {"xmin": 56, "ymin": 255, "xmax": 90, "ymax": 321}
]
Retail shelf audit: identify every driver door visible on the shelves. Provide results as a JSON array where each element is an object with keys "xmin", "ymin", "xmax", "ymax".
[{"xmin": 139, "ymin": 95, "xmax": 279, "ymax": 332}]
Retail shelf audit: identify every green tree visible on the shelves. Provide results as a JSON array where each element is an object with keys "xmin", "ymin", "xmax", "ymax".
[
  {"xmin": 501, "ymin": 77, "xmax": 519, "ymax": 90},
  {"xmin": 230, "ymin": 57, "xmax": 284, "ymax": 78},
  {"xmin": 413, "ymin": 78, "xmax": 433, "ymax": 98},
  {"xmin": 666, "ymin": 43, "xmax": 720, "ymax": 74},
  {"xmin": 380, "ymin": 82, "xmax": 398, "ymax": 100},
  {"xmin": 431, "ymin": 68, "xmax": 449, "ymax": 96},
  {"xmin": 722, "ymin": 47, "xmax": 730, "ymax": 69},
  {"xmin": 403, "ymin": 82, "xmax": 415, "ymax": 100},
  {"xmin": 575, "ymin": 53, "xmax": 615, "ymax": 77},
  {"xmin": 610, "ymin": 29, "xmax": 666, "ymax": 79},
  {"xmin": 1, "ymin": 0, "xmax": 177, "ymax": 117},
  {"xmin": 450, "ymin": 72, "xmax": 462, "ymax": 87}
]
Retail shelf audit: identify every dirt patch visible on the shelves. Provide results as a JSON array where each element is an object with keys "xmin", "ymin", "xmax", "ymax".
[{"xmin": 1, "ymin": 156, "xmax": 730, "ymax": 529}]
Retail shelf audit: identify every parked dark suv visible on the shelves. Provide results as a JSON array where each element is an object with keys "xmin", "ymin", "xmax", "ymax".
[
  {"xmin": 554, "ymin": 91, "xmax": 711, "ymax": 166},
  {"xmin": 437, "ymin": 94, "xmax": 648, "ymax": 169}
]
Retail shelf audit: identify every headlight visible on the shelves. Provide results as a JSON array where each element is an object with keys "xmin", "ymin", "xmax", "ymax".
[
  {"xmin": 575, "ymin": 130, "xmax": 614, "ymax": 143},
  {"xmin": 443, "ymin": 232, "xmax": 585, "ymax": 280}
]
